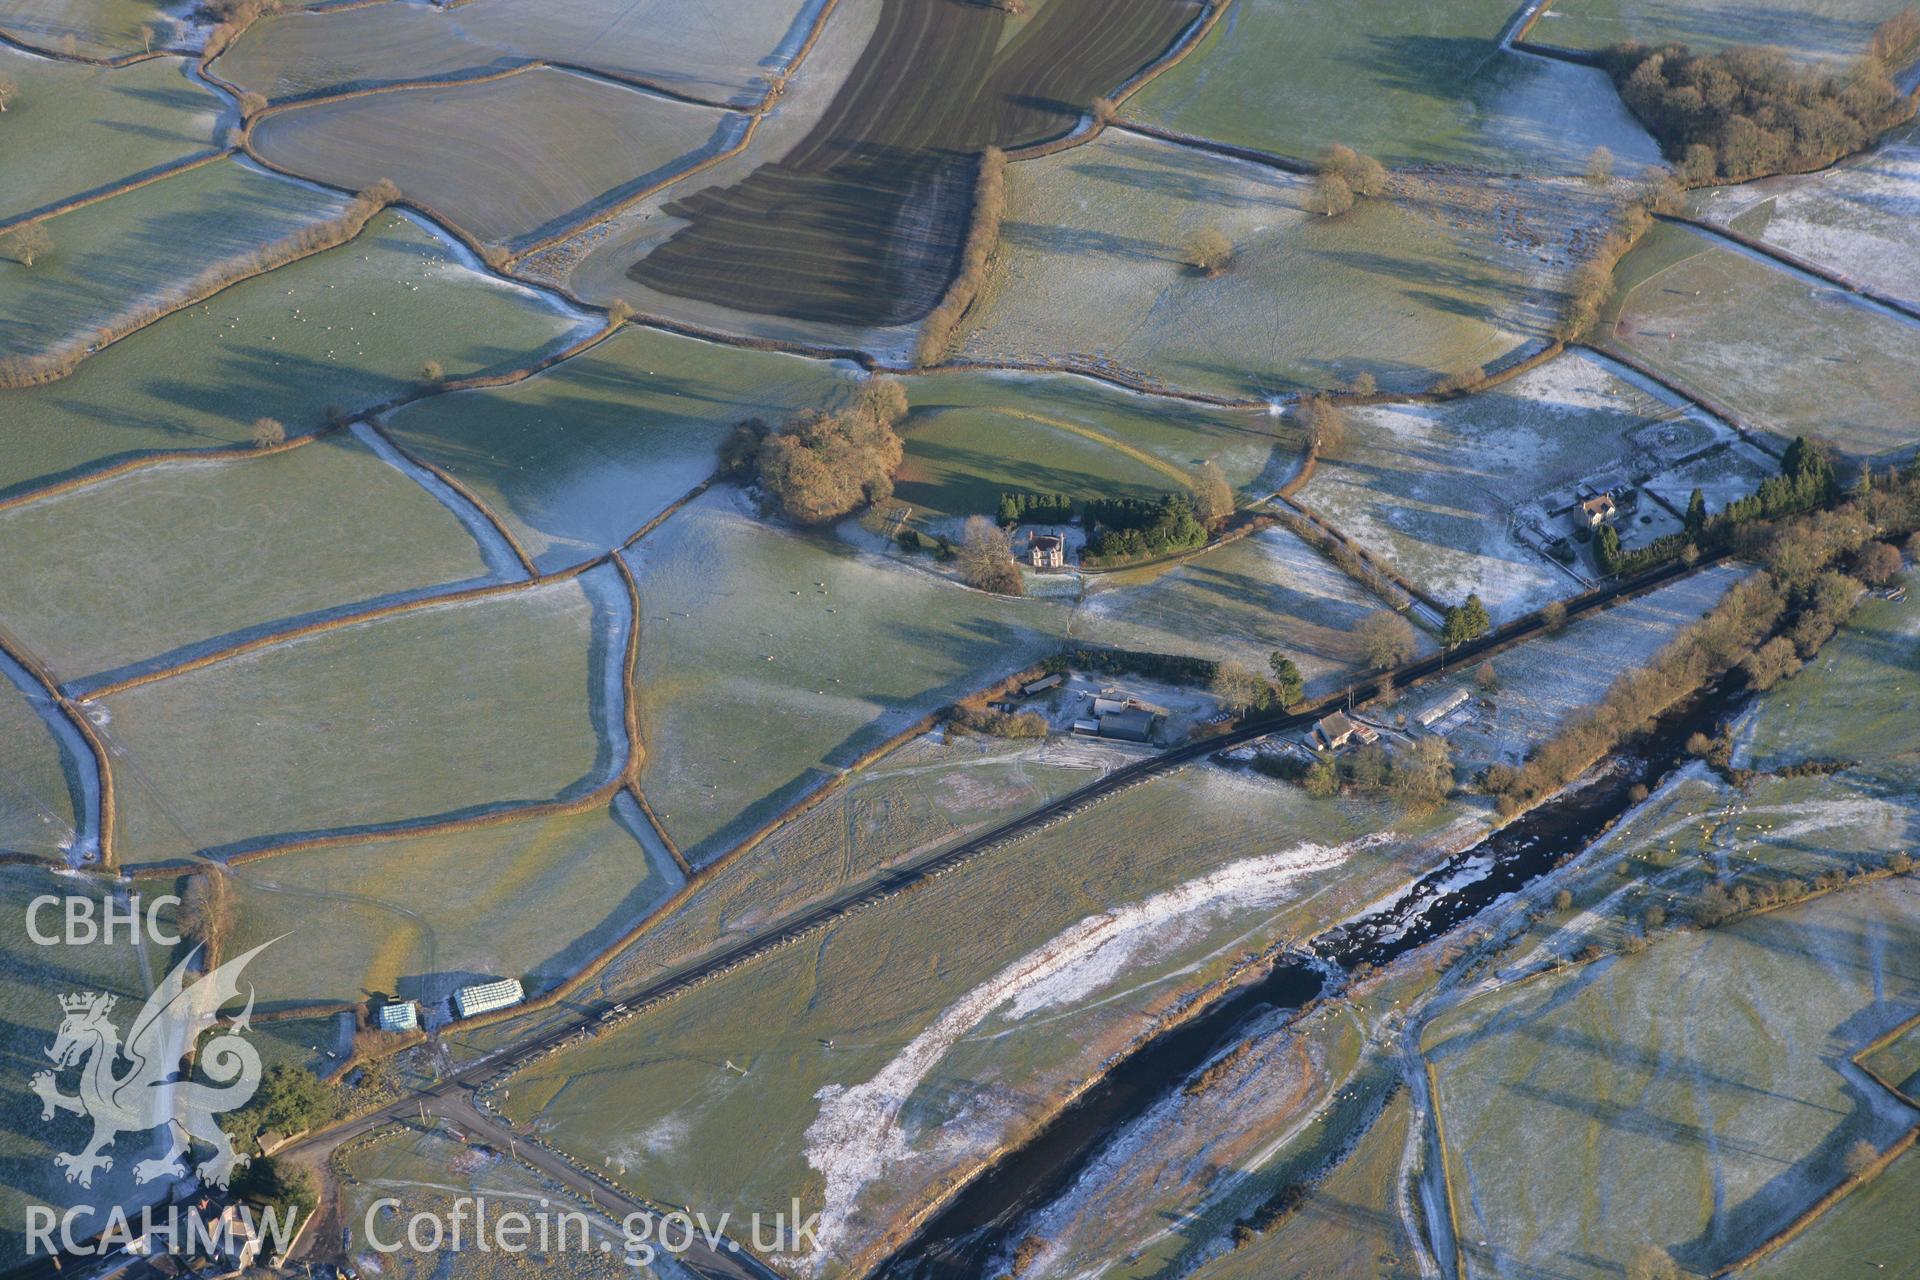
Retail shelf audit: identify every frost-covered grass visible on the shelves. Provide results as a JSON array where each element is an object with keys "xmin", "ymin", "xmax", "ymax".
[
  {"xmin": 1747, "ymin": 1140, "xmax": 1920, "ymax": 1276},
  {"xmin": 0, "ymin": 0, "xmax": 179, "ymax": 58},
  {"xmin": 0, "ymin": 212, "xmax": 587, "ymax": 500},
  {"xmin": 0, "ymin": 432, "xmax": 494, "ymax": 683},
  {"xmin": 1611, "ymin": 238, "xmax": 1920, "ymax": 463},
  {"xmin": 1298, "ymin": 350, "xmax": 1701, "ymax": 621},
  {"xmin": 895, "ymin": 368, "xmax": 1294, "ymax": 525},
  {"xmin": 1413, "ymin": 562, "xmax": 1749, "ymax": 772},
  {"xmin": 1187, "ymin": 1087, "xmax": 1418, "ymax": 1280},
  {"xmin": 959, "ymin": 131, "xmax": 1620, "ymax": 399},
  {"xmin": 98, "ymin": 567, "xmax": 625, "ymax": 864},
  {"xmin": 0, "ymin": 158, "xmax": 347, "ymax": 360},
  {"xmin": 1076, "ymin": 524, "xmax": 1429, "ymax": 696},
  {"xmin": 1695, "ymin": 141, "xmax": 1920, "ymax": 313},
  {"xmin": 0, "ymin": 677, "xmax": 78, "ymax": 860},
  {"xmin": 0, "ymin": 50, "xmax": 227, "ymax": 222},
  {"xmin": 249, "ymin": 1011, "xmax": 353, "ymax": 1076},
  {"xmin": 385, "ymin": 326, "xmax": 857, "ymax": 572},
  {"xmin": 229, "ymin": 794, "xmax": 680, "ymax": 1012},
  {"xmin": 215, "ymin": 0, "xmax": 818, "ymax": 106},
  {"xmin": 0, "ymin": 866, "xmax": 175, "ymax": 1269},
  {"xmin": 1425, "ymin": 874, "xmax": 1920, "ymax": 1278},
  {"xmin": 593, "ymin": 733, "xmax": 1121, "ymax": 990},
  {"xmin": 1121, "ymin": 0, "xmax": 1660, "ymax": 173},
  {"xmin": 342, "ymin": 1128, "xmax": 633, "ymax": 1280},
  {"xmin": 1741, "ymin": 587, "xmax": 1920, "ymax": 771},
  {"xmin": 1534, "ymin": 0, "xmax": 1917, "ymax": 63},
  {"xmin": 498, "ymin": 767, "xmax": 1438, "ymax": 1277},
  {"xmin": 1642, "ymin": 439, "xmax": 1778, "ymax": 522},
  {"xmin": 625, "ymin": 490, "xmax": 1069, "ymax": 863},
  {"xmin": 252, "ymin": 70, "xmax": 746, "ymax": 251}
]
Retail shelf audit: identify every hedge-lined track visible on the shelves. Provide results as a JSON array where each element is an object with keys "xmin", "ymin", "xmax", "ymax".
[{"xmin": 629, "ymin": 0, "xmax": 1203, "ymax": 326}]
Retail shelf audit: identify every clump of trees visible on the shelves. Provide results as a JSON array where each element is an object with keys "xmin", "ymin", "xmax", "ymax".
[
  {"xmin": 1441, "ymin": 593, "xmax": 1492, "ymax": 648},
  {"xmin": 1083, "ymin": 493, "xmax": 1206, "ymax": 562},
  {"xmin": 914, "ymin": 147, "xmax": 1006, "ymax": 366},
  {"xmin": 1604, "ymin": 38, "xmax": 1915, "ymax": 184},
  {"xmin": 1268, "ymin": 651, "xmax": 1305, "ymax": 708},
  {"xmin": 1598, "ymin": 434, "xmax": 1837, "ymax": 576},
  {"xmin": 233, "ymin": 1064, "xmax": 336, "ymax": 1144},
  {"xmin": 1294, "ymin": 395, "xmax": 1347, "ymax": 458},
  {"xmin": 958, "ymin": 515, "xmax": 1023, "ymax": 595},
  {"xmin": 1190, "ymin": 459, "xmax": 1235, "ymax": 523},
  {"xmin": 1307, "ymin": 143, "xmax": 1389, "ymax": 218},
  {"xmin": 250, "ymin": 417, "xmax": 286, "ymax": 448},
  {"xmin": 727, "ymin": 379, "xmax": 907, "ymax": 524},
  {"xmin": 952, "ymin": 698, "xmax": 1045, "ymax": 737},
  {"xmin": 231, "ymin": 1156, "xmax": 318, "ymax": 1222},
  {"xmin": 200, "ymin": 0, "xmax": 282, "ymax": 58},
  {"xmin": 1278, "ymin": 736, "xmax": 1455, "ymax": 811},
  {"xmin": 997, "ymin": 491, "xmax": 1072, "ymax": 525}
]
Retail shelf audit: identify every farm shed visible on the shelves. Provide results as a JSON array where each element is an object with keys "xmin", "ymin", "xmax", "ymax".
[
  {"xmin": 1022, "ymin": 673, "xmax": 1064, "ymax": 696},
  {"xmin": 375, "ymin": 1000, "xmax": 418, "ymax": 1032},
  {"xmin": 1312, "ymin": 711, "xmax": 1376, "ymax": 750},
  {"xmin": 452, "ymin": 977, "xmax": 525, "ymax": 1020},
  {"xmin": 1098, "ymin": 707, "xmax": 1157, "ymax": 742},
  {"xmin": 1416, "ymin": 689, "xmax": 1471, "ymax": 729}
]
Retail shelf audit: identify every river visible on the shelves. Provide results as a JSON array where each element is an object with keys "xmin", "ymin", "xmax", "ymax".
[{"xmin": 880, "ymin": 675, "xmax": 1750, "ymax": 1278}]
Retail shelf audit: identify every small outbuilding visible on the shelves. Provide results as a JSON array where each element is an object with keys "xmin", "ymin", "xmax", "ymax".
[{"xmin": 1021, "ymin": 673, "xmax": 1064, "ymax": 696}]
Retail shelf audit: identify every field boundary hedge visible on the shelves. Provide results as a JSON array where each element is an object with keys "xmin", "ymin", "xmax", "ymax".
[
  {"xmin": 0, "ymin": 148, "xmax": 235, "ymax": 240},
  {"xmin": 0, "ymin": 629, "xmax": 118, "ymax": 866},
  {"xmin": 0, "ymin": 175, "xmax": 398, "ymax": 388},
  {"xmin": 1656, "ymin": 212, "xmax": 1920, "ymax": 325},
  {"xmin": 364, "ymin": 423, "xmax": 540, "ymax": 576}
]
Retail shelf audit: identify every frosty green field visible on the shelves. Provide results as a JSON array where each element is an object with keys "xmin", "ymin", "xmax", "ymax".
[
  {"xmin": 960, "ymin": 131, "xmax": 1617, "ymax": 398},
  {"xmin": 1533, "ymin": 0, "xmax": 1918, "ymax": 62},
  {"xmin": 1425, "ymin": 875, "xmax": 1920, "ymax": 1277},
  {"xmin": 895, "ymin": 368, "xmax": 1293, "ymax": 525},
  {"xmin": 1121, "ymin": 0, "xmax": 1660, "ymax": 172},
  {"xmin": 1694, "ymin": 139, "xmax": 1920, "ymax": 310},
  {"xmin": 229, "ymin": 794, "xmax": 680, "ymax": 1011},
  {"xmin": 383, "ymin": 326, "xmax": 859, "ymax": 572},
  {"xmin": 1076, "ymin": 524, "xmax": 1425, "ymax": 695},
  {"xmin": 215, "ymin": 0, "xmax": 819, "ymax": 106},
  {"xmin": 0, "ymin": 158, "xmax": 346, "ymax": 360},
  {"xmin": 251, "ymin": 70, "xmax": 748, "ymax": 251},
  {"xmin": 0, "ymin": 431, "xmax": 495, "ymax": 683},
  {"xmin": 0, "ymin": 51, "xmax": 226, "ymax": 222},
  {"xmin": 0, "ymin": 676, "xmax": 77, "ymax": 860},
  {"xmin": 1611, "ymin": 237, "xmax": 1920, "ymax": 462},
  {"xmin": 0, "ymin": 212, "xmax": 586, "ymax": 499},
  {"xmin": 1296, "ymin": 349, "xmax": 1717, "ymax": 619},
  {"xmin": 624, "ymin": 490, "xmax": 1069, "ymax": 862},
  {"xmin": 97, "ymin": 568, "xmax": 626, "ymax": 864}
]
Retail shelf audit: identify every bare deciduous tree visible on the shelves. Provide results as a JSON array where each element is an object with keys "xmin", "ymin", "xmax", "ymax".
[
  {"xmin": 5, "ymin": 224, "xmax": 51, "ymax": 267},
  {"xmin": 250, "ymin": 416, "xmax": 287, "ymax": 449},
  {"xmin": 1355, "ymin": 610, "xmax": 1418, "ymax": 670},
  {"xmin": 0, "ymin": 75, "xmax": 18, "ymax": 113},
  {"xmin": 1184, "ymin": 226, "xmax": 1233, "ymax": 276},
  {"xmin": 1306, "ymin": 172, "xmax": 1354, "ymax": 218},
  {"xmin": 1190, "ymin": 459, "xmax": 1234, "ymax": 524},
  {"xmin": 1585, "ymin": 145, "xmax": 1615, "ymax": 185}
]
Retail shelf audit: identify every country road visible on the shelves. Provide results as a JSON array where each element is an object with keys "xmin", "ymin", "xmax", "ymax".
[{"xmin": 273, "ymin": 549, "xmax": 1726, "ymax": 1272}]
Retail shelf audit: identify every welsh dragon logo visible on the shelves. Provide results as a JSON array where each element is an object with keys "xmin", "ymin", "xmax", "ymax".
[{"xmin": 31, "ymin": 941, "xmax": 274, "ymax": 1192}]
